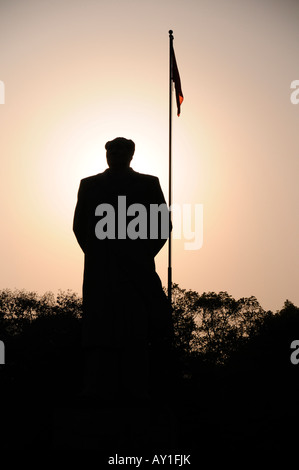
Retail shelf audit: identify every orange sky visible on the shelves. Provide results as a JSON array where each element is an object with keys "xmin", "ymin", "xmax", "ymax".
[{"xmin": 0, "ymin": 0, "xmax": 299, "ymax": 312}]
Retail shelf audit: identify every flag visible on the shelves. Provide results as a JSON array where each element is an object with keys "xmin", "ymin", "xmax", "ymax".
[{"xmin": 171, "ymin": 45, "xmax": 184, "ymax": 116}]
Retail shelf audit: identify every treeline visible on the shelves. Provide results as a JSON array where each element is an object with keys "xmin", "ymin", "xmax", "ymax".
[
  {"xmin": 1, "ymin": 285, "xmax": 298, "ymax": 368},
  {"xmin": 1, "ymin": 285, "xmax": 299, "ymax": 452},
  {"xmin": 0, "ymin": 289, "xmax": 82, "ymax": 336},
  {"xmin": 171, "ymin": 284, "xmax": 272, "ymax": 364}
]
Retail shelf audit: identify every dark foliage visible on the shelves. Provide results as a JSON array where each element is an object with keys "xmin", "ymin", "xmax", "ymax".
[
  {"xmin": 0, "ymin": 289, "xmax": 83, "ymax": 400},
  {"xmin": 1, "ymin": 287, "xmax": 299, "ymax": 453},
  {"xmin": 170, "ymin": 284, "xmax": 270, "ymax": 365},
  {"xmin": 0, "ymin": 286, "xmax": 294, "ymax": 373}
]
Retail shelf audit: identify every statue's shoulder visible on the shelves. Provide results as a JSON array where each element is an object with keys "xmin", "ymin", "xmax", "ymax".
[
  {"xmin": 131, "ymin": 170, "xmax": 159, "ymax": 184},
  {"xmin": 80, "ymin": 170, "xmax": 108, "ymax": 187}
]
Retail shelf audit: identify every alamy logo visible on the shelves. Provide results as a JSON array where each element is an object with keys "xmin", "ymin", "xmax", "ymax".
[
  {"xmin": 0, "ymin": 341, "xmax": 4, "ymax": 364},
  {"xmin": 290, "ymin": 340, "xmax": 299, "ymax": 365},
  {"xmin": 0, "ymin": 81, "xmax": 4, "ymax": 104},
  {"xmin": 290, "ymin": 80, "xmax": 299, "ymax": 104},
  {"xmin": 95, "ymin": 196, "xmax": 203, "ymax": 250}
]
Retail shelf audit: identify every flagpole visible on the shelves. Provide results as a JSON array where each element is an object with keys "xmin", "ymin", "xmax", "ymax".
[{"xmin": 168, "ymin": 30, "xmax": 174, "ymax": 305}]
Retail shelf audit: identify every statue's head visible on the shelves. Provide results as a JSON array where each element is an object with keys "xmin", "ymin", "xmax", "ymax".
[{"xmin": 105, "ymin": 137, "xmax": 135, "ymax": 170}]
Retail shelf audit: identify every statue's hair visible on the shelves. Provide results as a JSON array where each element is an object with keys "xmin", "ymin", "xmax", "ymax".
[{"xmin": 105, "ymin": 137, "xmax": 135, "ymax": 159}]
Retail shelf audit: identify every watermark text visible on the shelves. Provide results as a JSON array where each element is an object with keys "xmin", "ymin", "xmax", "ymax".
[
  {"xmin": 290, "ymin": 340, "xmax": 299, "ymax": 364},
  {"xmin": 0, "ymin": 341, "xmax": 4, "ymax": 364},
  {"xmin": 94, "ymin": 196, "xmax": 203, "ymax": 250},
  {"xmin": 290, "ymin": 80, "xmax": 299, "ymax": 104}
]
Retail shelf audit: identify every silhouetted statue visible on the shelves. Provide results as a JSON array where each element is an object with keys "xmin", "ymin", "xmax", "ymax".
[{"xmin": 73, "ymin": 137, "xmax": 173, "ymax": 404}]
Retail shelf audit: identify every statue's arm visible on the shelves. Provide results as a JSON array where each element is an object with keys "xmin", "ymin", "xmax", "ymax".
[{"xmin": 73, "ymin": 180, "xmax": 88, "ymax": 253}]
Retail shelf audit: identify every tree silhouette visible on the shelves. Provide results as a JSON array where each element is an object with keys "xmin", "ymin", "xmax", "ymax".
[
  {"xmin": 170, "ymin": 285, "xmax": 269, "ymax": 366},
  {"xmin": 0, "ymin": 287, "xmax": 298, "ymax": 451}
]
